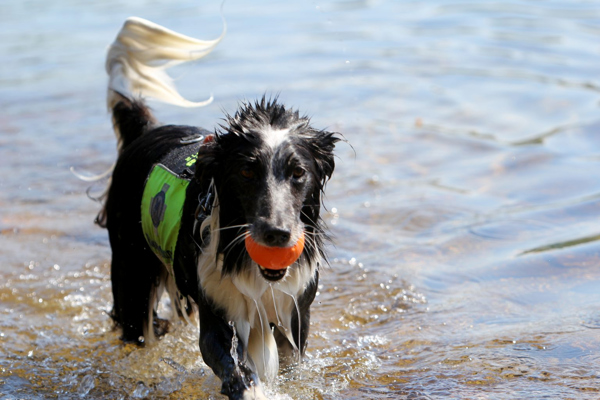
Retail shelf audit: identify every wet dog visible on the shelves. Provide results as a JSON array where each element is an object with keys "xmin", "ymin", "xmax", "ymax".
[{"xmin": 98, "ymin": 17, "xmax": 339, "ymax": 399}]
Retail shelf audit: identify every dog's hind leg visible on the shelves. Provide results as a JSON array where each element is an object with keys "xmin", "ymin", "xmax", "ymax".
[{"xmin": 108, "ymin": 222, "xmax": 167, "ymax": 345}]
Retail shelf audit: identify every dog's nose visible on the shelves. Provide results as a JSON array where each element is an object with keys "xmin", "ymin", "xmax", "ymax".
[{"xmin": 263, "ymin": 228, "xmax": 291, "ymax": 247}]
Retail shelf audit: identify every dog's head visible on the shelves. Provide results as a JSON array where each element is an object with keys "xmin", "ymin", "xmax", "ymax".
[{"xmin": 196, "ymin": 98, "xmax": 340, "ymax": 281}]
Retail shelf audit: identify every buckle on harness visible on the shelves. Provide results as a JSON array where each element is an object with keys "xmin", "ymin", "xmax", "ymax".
[
  {"xmin": 180, "ymin": 135, "xmax": 204, "ymax": 144},
  {"xmin": 192, "ymin": 182, "xmax": 214, "ymax": 236}
]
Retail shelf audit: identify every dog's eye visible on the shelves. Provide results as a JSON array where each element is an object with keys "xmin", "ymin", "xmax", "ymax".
[
  {"xmin": 240, "ymin": 168, "xmax": 255, "ymax": 179},
  {"xmin": 292, "ymin": 167, "xmax": 305, "ymax": 179}
]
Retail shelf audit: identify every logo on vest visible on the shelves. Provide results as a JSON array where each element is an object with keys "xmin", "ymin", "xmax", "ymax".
[
  {"xmin": 150, "ymin": 183, "xmax": 170, "ymax": 230},
  {"xmin": 149, "ymin": 183, "xmax": 174, "ymax": 264}
]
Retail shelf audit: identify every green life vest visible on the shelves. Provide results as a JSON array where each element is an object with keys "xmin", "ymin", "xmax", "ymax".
[
  {"xmin": 140, "ymin": 135, "xmax": 205, "ymax": 276},
  {"xmin": 141, "ymin": 164, "xmax": 190, "ymax": 271}
]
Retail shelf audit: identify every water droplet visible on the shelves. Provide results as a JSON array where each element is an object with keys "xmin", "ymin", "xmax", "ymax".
[
  {"xmin": 138, "ymin": 336, "xmax": 144, "ymax": 343},
  {"xmin": 53, "ymin": 264, "xmax": 60, "ymax": 271},
  {"xmin": 161, "ymin": 358, "xmax": 187, "ymax": 374},
  {"xmin": 78, "ymin": 374, "xmax": 95, "ymax": 397},
  {"xmin": 156, "ymin": 376, "xmax": 182, "ymax": 395},
  {"xmin": 132, "ymin": 381, "xmax": 150, "ymax": 398}
]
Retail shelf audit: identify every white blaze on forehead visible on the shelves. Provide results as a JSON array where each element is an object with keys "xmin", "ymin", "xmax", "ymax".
[{"xmin": 262, "ymin": 126, "xmax": 290, "ymax": 149}]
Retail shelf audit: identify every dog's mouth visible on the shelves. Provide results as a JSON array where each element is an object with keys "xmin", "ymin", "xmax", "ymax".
[{"xmin": 257, "ymin": 265, "xmax": 288, "ymax": 282}]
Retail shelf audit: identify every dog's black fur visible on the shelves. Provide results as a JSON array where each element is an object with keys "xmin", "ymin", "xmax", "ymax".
[{"xmin": 99, "ymin": 94, "xmax": 339, "ymax": 399}]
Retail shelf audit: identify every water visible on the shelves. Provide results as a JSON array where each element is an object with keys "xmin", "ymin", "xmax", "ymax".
[{"xmin": 2, "ymin": 0, "xmax": 600, "ymax": 398}]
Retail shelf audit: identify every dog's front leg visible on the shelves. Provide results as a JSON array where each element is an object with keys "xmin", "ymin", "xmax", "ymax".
[{"xmin": 197, "ymin": 294, "xmax": 269, "ymax": 400}]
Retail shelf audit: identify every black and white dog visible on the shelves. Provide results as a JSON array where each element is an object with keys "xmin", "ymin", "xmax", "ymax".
[{"xmin": 98, "ymin": 17, "xmax": 339, "ymax": 400}]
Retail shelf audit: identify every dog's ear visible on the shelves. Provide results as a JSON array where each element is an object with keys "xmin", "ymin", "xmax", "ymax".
[
  {"xmin": 307, "ymin": 129, "xmax": 341, "ymax": 187},
  {"xmin": 195, "ymin": 136, "xmax": 221, "ymax": 188}
]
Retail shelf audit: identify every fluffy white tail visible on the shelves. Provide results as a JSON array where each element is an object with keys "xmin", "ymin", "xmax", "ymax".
[{"xmin": 106, "ymin": 16, "xmax": 224, "ymax": 110}]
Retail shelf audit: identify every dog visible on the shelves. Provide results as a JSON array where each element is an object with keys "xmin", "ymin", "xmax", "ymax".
[{"xmin": 97, "ymin": 17, "xmax": 339, "ymax": 400}]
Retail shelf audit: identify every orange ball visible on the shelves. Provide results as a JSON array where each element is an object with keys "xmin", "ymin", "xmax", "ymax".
[{"xmin": 245, "ymin": 232, "xmax": 305, "ymax": 270}]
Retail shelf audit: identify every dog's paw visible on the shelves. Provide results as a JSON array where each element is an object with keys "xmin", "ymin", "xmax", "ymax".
[
  {"xmin": 152, "ymin": 315, "xmax": 170, "ymax": 337},
  {"xmin": 242, "ymin": 385, "xmax": 270, "ymax": 400}
]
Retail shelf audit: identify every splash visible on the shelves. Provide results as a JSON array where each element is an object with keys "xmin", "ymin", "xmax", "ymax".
[
  {"xmin": 229, "ymin": 321, "xmax": 242, "ymax": 376},
  {"xmin": 289, "ymin": 293, "xmax": 301, "ymax": 364},
  {"xmin": 253, "ymin": 298, "xmax": 272, "ymax": 378},
  {"xmin": 270, "ymin": 284, "xmax": 286, "ymax": 332},
  {"xmin": 274, "ymin": 287, "xmax": 302, "ymax": 363}
]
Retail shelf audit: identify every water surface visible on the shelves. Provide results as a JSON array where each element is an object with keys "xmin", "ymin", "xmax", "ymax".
[{"xmin": 2, "ymin": 0, "xmax": 600, "ymax": 398}]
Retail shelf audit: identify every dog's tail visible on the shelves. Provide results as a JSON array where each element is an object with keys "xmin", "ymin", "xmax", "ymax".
[{"xmin": 106, "ymin": 17, "xmax": 224, "ymax": 151}]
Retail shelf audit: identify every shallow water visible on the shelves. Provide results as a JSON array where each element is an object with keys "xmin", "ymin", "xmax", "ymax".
[{"xmin": 2, "ymin": 0, "xmax": 600, "ymax": 399}]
